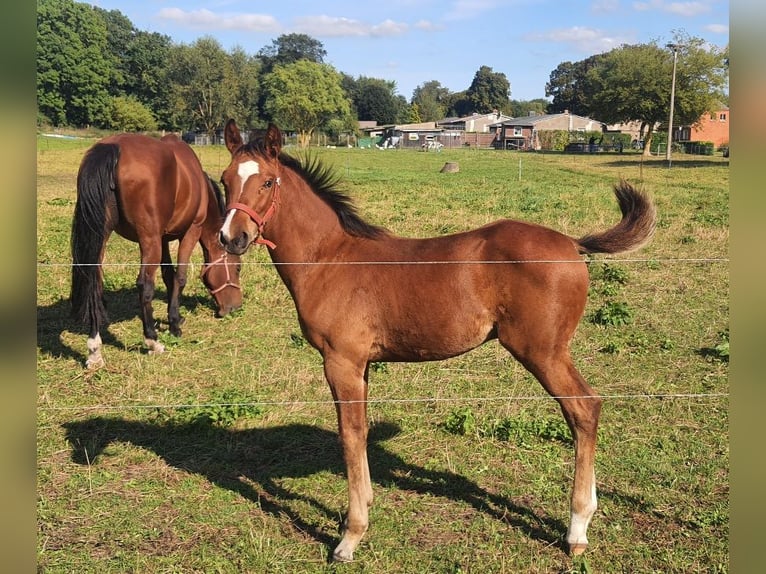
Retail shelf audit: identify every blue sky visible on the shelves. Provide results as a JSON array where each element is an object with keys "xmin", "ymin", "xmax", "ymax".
[{"xmin": 84, "ymin": 0, "xmax": 729, "ymax": 101}]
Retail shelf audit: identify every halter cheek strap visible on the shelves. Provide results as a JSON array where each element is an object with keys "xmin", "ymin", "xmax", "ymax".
[
  {"xmin": 227, "ymin": 177, "xmax": 281, "ymax": 249},
  {"xmin": 200, "ymin": 253, "xmax": 242, "ymax": 295}
]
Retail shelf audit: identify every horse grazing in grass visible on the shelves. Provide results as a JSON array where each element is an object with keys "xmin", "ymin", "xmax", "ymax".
[
  {"xmin": 71, "ymin": 133, "xmax": 242, "ymax": 368},
  {"xmin": 218, "ymin": 120, "xmax": 656, "ymax": 561}
]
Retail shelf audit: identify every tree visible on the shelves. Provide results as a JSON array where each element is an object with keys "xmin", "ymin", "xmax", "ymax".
[
  {"xmin": 509, "ymin": 98, "xmax": 550, "ymax": 117},
  {"xmin": 545, "ymin": 55, "xmax": 604, "ymax": 115},
  {"xmin": 350, "ymin": 77, "xmax": 402, "ymax": 124},
  {"xmin": 257, "ymin": 33, "xmax": 326, "ymax": 73},
  {"xmin": 545, "ymin": 33, "xmax": 728, "ymax": 155},
  {"xmin": 108, "ymin": 95, "xmax": 158, "ymax": 131},
  {"xmin": 586, "ymin": 34, "xmax": 728, "ymax": 155},
  {"xmin": 225, "ymin": 47, "xmax": 262, "ymax": 129},
  {"xmin": 166, "ymin": 37, "xmax": 233, "ymax": 136},
  {"xmin": 466, "ymin": 66, "xmax": 512, "ymax": 114},
  {"xmin": 37, "ymin": 0, "xmax": 113, "ymax": 126},
  {"xmin": 262, "ymin": 60, "xmax": 351, "ymax": 147},
  {"xmin": 411, "ymin": 80, "xmax": 450, "ymax": 121}
]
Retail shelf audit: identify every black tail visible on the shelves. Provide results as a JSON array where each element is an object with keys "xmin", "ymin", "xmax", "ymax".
[{"xmin": 70, "ymin": 143, "xmax": 120, "ymax": 330}]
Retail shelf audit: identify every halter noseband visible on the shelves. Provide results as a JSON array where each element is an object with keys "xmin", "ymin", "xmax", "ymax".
[
  {"xmin": 227, "ymin": 177, "xmax": 281, "ymax": 250},
  {"xmin": 201, "ymin": 253, "xmax": 242, "ymax": 295}
]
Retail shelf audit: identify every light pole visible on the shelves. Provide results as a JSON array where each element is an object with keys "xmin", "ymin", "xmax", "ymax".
[{"xmin": 666, "ymin": 43, "xmax": 680, "ymax": 165}]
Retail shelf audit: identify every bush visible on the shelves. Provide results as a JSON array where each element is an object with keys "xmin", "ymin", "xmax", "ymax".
[{"xmin": 109, "ymin": 96, "xmax": 158, "ymax": 132}]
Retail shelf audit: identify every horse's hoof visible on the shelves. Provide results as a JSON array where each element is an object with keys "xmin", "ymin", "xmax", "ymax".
[
  {"xmin": 85, "ymin": 357, "xmax": 105, "ymax": 370},
  {"xmin": 569, "ymin": 543, "xmax": 588, "ymax": 556},
  {"xmin": 332, "ymin": 548, "xmax": 354, "ymax": 563},
  {"xmin": 145, "ymin": 339, "xmax": 166, "ymax": 355}
]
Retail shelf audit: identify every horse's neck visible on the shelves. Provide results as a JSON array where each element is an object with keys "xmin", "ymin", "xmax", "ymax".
[
  {"xmin": 266, "ymin": 178, "xmax": 361, "ymax": 296},
  {"xmin": 268, "ymin": 177, "xmax": 349, "ymax": 263}
]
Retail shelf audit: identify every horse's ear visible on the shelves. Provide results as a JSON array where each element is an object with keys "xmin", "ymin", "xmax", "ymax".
[
  {"xmin": 265, "ymin": 123, "xmax": 282, "ymax": 159},
  {"xmin": 224, "ymin": 119, "xmax": 243, "ymax": 155}
]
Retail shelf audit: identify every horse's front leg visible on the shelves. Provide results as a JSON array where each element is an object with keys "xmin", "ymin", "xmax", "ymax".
[
  {"xmin": 324, "ymin": 355, "xmax": 372, "ymax": 562},
  {"xmin": 137, "ymin": 244, "xmax": 164, "ymax": 354},
  {"xmin": 167, "ymin": 228, "xmax": 200, "ymax": 337}
]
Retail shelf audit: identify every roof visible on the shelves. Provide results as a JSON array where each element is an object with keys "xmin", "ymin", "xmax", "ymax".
[{"xmin": 491, "ymin": 112, "xmax": 603, "ymax": 127}]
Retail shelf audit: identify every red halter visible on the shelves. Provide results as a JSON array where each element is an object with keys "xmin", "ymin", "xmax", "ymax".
[
  {"xmin": 200, "ymin": 252, "xmax": 241, "ymax": 295},
  {"xmin": 227, "ymin": 177, "xmax": 281, "ymax": 249}
]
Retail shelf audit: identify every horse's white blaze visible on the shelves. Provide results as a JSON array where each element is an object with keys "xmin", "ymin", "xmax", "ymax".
[
  {"xmin": 567, "ymin": 479, "xmax": 597, "ymax": 547},
  {"xmin": 220, "ymin": 209, "xmax": 237, "ymax": 239},
  {"xmin": 221, "ymin": 160, "xmax": 260, "ymax": 241},
  {"xmin": 237, "ymin": 160, "xmax": 260, "ymax": 196}
]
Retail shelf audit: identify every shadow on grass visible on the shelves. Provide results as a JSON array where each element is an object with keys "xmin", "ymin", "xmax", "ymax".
[
  {"xmin": 62, "ymin": 417, "xmax": 569, "ymax": 560},
  {"xmin": 37, "ymin": 287, "xmax": 215, "ymax": 364}
]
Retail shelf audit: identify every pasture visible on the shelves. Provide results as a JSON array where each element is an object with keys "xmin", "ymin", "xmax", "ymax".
[{"xmin": 37, "ymin": 137, "xmax": 728, "ymax": 573}]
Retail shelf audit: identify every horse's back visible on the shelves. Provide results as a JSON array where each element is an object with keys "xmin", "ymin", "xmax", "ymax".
[{"xmin": 100, "ymin": 134, "xmax": 208, "ymax": 238}]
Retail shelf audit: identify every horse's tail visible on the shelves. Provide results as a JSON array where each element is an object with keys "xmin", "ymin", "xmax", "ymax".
[
  {"xmin": 70, "ymin": 143, "xmax": 120, "ymax": 329},
  {"xmin": 575, "ymin": 180, "xmax": 656, "ymax": 255}
]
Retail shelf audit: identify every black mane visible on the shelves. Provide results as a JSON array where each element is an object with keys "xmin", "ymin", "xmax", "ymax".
[
  {"xmin": 240, "ymin": 139, "xmax": 387, "ymax": 239},
  {"xmin": 206, "ymin": 174, "xmax": 226, "ymax": 217}
]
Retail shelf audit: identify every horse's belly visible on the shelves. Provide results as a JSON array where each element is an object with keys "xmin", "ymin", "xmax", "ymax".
[{"xmin": 373, "ymin": 313, "xmax": 495, "ymax": 362}]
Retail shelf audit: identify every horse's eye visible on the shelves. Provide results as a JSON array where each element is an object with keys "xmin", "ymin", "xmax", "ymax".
[{"xmin": 264, "ymin": 180, "xmax": 273, "ymax": 189}]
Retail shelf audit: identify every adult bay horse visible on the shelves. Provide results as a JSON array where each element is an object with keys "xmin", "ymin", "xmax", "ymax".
[
  {"xmin": 71, "ymin": 133, "xmax": 242, "ymax": 369},
  {"xmin": 218, "ymin": 120, "xmax": 656, "ymax": 561}
]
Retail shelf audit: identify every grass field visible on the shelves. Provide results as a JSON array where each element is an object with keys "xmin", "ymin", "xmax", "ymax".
[{"xmin": 37, "ymin": 135, "xmax": 729, "ymax": 573}]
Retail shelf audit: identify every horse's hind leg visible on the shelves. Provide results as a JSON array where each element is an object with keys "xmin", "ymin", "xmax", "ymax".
[
  {"xmin": 498, "ymin": 328, "xmax": 600, "ymax": 555},
  {"xmin": 160, "ymin": 239, "xmax": 185, "ymax": 337},
  {"xmin": 137, "ymin": 242, "xmax": 164, "ymax": 354},
  {"xmin": 168, "ymin": 228, "xmax": 202, "ymax": 336}
]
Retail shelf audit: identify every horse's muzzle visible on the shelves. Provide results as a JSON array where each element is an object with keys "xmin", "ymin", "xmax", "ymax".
[{"xmin": 220, "ymin": 231, "xmax": 250, "ymax": 256}]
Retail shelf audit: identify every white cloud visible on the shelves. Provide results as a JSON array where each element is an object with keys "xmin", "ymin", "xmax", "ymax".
[
  {"xmin": 444, "ymin": 0, "xmax": 507, "ymax": 21},
  {"xmin": 293, "ymin": 15, "xmax": 409, "ymax": 38},
  {"xmin": 157, "ymin": 8, "xmax": 279, "ymax": 32},
  {"xmin": 632, "ymin": 0, "xmax": 713, "ymax": 17},
  {"xmin": 705, "ymin": 23, "xmax": 729, "ymax": 34},
  {"xmin": 526, "ymin": 26, "xmax": 632, "ymax": 53},
  {"xmin": 591, "ymin": 0, "xmax": 621, "ymax": 14}
]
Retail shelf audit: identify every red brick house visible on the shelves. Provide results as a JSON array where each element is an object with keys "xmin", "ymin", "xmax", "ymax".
[{"xmin": 676, "ymin": 106, "xmax": 729, "ymax": 148}]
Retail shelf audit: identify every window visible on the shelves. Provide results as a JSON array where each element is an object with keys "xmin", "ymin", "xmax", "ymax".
[
  {"xmin": 719, "ymin": 113, "xmax": 727, "ymax": 121},
  {"xmin": 513, "ymin": 127, "xmax": 523, "ymax": 137}
]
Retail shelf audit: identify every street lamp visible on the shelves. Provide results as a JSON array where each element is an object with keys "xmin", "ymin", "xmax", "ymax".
[{"xmin": 666, "ymin": 43, "xmax": 680, "ymax": 165}]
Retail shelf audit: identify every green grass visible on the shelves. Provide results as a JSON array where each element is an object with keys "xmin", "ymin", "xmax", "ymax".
[{"xmin": 37, "ymin": 140, "xmax": 728, "ymax": 573}]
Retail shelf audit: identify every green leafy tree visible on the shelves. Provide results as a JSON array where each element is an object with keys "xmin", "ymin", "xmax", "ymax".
[
  {"xmin": 263, "ymin": 60, "xmax": 351, "ymax": 147},
  {"xmin": 257, "ymin": 33, "xmax": 326, "ymax": 73},
  {"xmin": 509, "ymin": 98, "xmax": 550, "ymax": 117},
  {"xmin": 166, "ymin": 37, "xmax": 232, "ymax": 136},
  {"xmin": 443, "ymin": 90, "xmax": 472, "ymax": 118},
  {"xmin": 108, "ymin": 95, "xmax": 158, "ymax": 131},
  {"xmin": 587, "ymin": 34, "xmax": 727, "ymax": 155},
  {"xmin": 352, "ymin": 77, "xmax": 401, "ymax": 124},
  {"xmin": 91, "ymin": 6, "xmax": 174, "ymax": 128},
  {"xmin": 466, "ymin": 66, "xmax": 512, "ymax": 114},
  {"xmin": 545, "ymin": 55, "xmax": 604, "ymax": 115},
  {"xmin": 225, "ymin": 46, "xmax": 262, "ymax": 128},
  {"xmin": 37, "ymin": 0, "xmax": 113, "ymax": 126},
  {"xmin": 546, "ymin": 33, "xmax": 728, "ymax": 155},
  {"xmin": 411, "ymin": 80, "xmax": 450, "ymax": 121},
  {"xmin": 407, "ymin": 102, "xmax": 422, "ymax": 123}
]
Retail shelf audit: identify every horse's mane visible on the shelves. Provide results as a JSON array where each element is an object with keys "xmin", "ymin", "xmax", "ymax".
[
  {"xmin": 206, "ymin": 174, "xmax": 226, "ymax": 217},
  {"xmin": 240, "ymin": 139, "xmax": 387, "ymax": 239}
]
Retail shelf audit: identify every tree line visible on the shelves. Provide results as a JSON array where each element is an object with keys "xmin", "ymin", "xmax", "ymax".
[{"xmin": 38, "ymin": 0, "xmax": 727, "ymax": 152}]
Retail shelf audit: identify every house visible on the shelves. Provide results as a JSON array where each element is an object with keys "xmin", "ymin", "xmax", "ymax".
[
  {"xmin": 676, "ymin": 106, "xmax": 729, "ymax": 149},
  {"xmin": 491, "ymin": 110, "xmax": 605, "ymax": 150},
  {"xmin": 437, "ymin": 110, "xmax": 515, "ymax": 148},
  {"xmin": 369, "ymin": 122, "xmax": 445, "ymax": 149}
]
